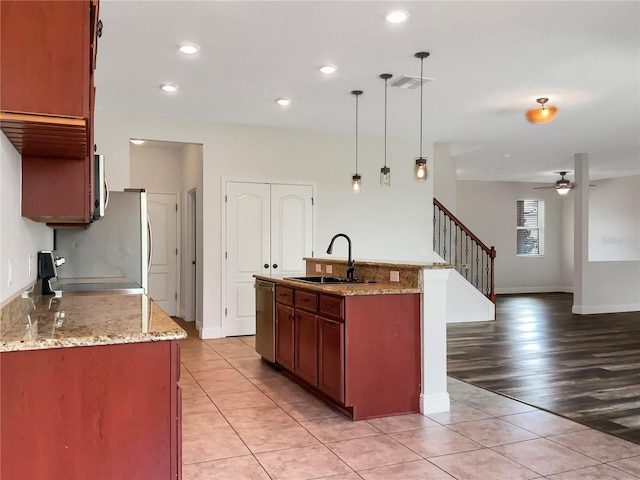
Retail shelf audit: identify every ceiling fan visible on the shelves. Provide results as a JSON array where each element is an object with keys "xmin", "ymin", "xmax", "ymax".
[{"xmin": 533, "ymin": 171, "xmax": 575, "ymax": 195}]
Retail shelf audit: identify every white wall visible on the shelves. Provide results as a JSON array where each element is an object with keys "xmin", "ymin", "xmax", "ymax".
[
  {"xmin": 180, "ymin": 144, "xmax": 203, "ymax": 325},
  {"xmin": 589, "ymin": 175, "xmax": 640, "ymax": 261},
  {"xmin": 457, "ymin": 180, "xmax": 569, "ymax": 293},
  {"xmin": 433, "ymin": 143, "xmax": 457, "ymax": 214},
  {"xmin": 0, "ymin": 132, "xmax": 53, "ymax": 303},
  {"xmin": 130, "ymin": 143, "xmax": 183, "ymax": 192},
  {"xmin": 95, "ymin": 111, "xmax": 434, "ymax": 337},
  {"xmin": 573, "ymin": 154, "xmax": 639, "ymax": 314},
  {"xmin": 560, "ymin": 194, "xmax": 574, "ymax": 289}
]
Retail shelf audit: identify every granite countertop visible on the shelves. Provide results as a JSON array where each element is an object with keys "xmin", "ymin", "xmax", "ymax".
[
  {"xmin": 303, "ymin": 258, "xmax": 460, "ymax": 269},
  {"xmin": 254, "ymin": 275, "xmax": 421, "ymax": 295},
  {"xmin": 0, "ymin": 291, "xmax": 186, "ymax": 353}
]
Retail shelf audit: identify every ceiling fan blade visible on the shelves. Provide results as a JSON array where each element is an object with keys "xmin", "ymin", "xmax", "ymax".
[{"xmin": 532, "ymin": 186, "xmax": 554, "ymax": 190}]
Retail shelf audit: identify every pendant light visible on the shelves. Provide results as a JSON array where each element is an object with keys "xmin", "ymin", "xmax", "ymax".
[
  {"xmin": 525, "ymin": 97, "xmax": 559, "ymax": 124},
  {"xmin": 379, "ymin": 74, "xmax": 392, "ymax": 187},
  {"xmin": 414, "ymin": 52, "xmax": 430, "ymax": 181},
  {"xmin": 351, "ymin": 90, "xmax": 363, "ymax": 193}
]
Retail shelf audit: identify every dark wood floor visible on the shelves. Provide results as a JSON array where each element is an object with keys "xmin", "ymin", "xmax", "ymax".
[{"xmin": 447, "ymin": 293, "xmax": 640, "ymax": 444}]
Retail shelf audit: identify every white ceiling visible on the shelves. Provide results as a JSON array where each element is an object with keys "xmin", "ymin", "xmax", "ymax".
[{"xmin": 96, "ymin": 0, "xmax": 640, "ymax": 183}]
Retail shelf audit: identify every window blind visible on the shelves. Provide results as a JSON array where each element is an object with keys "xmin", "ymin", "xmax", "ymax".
[{"xmin": 516, "ymin": 200, "xmax": 543, "ymax": 255}]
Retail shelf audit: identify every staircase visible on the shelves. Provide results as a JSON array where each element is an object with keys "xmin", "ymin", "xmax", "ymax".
[{"xmin": 433, "ymin": 198, "xmax": 496, "ymax": 322}]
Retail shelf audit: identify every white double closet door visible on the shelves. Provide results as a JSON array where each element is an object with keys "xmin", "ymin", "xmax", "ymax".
[{"xmin": 225, "ymin": 181, "xmax": 313, "ymax": 336}]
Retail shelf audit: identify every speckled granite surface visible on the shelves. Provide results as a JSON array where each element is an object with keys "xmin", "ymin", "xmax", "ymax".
[
  {"xmin": 254, "ymin": 275, "xmax": 421, "ymax": 295},
  {"xmin": 0, "ymin": 289, "xmax": 186, "ymax": 352},
  {"xmin": 257, "ymin": 259, "xmax": 456, "ymax": 294}
]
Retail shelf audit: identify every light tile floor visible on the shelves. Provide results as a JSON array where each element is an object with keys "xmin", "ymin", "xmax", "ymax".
[{"xmin": 178, "ymin": 334, "xmax": 640, "ymax": 480}]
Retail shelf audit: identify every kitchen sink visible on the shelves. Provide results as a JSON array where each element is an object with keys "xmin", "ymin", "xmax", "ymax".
[{"xmin": 285, "ymin": 276, "xmax": 366, "ymax": 284}]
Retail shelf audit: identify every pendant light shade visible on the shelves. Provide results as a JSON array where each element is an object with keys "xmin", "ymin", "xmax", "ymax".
[
  {"xmin": 415, "ymin": 158, "xmax": 427, "ymax": 180},
  {"xmin": 380, "ymin": 73, "xmax": 392, "ymax": 187},
  {"xmin": 414, "ymin": 52, "xmax": 430, "ymax": 181},
  {"xmin": 352, "ymin": 173, "xmax": 362, "ymax": 192},
  {"xmin": 525, "ymin": 97, "xmax": 559, "ymax": 124},
  {"xmin": 351, "ymin": 90, "xmax": 363, "ymax": 193}
]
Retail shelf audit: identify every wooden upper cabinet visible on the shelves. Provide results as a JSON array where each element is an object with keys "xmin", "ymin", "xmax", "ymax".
[
  {"xmin": 0, "ymin": 0, "xmax": 99, "ymax": 225},
  {"xmin": 1, "ymin": 1, "xmax": 91, "ymax": 118}
]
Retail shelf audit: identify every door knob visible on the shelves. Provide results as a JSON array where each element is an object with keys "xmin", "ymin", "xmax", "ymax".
[
  {"xmin": 264, "ymin": 263, "xmax": 269, "ymax": 269},
  {"xmin": 272, "ymin": 264, "xmax": 278, "ymax": 269}
]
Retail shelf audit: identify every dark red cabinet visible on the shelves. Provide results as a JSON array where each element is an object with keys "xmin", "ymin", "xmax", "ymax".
[
  {"xmin": 294, "ymin": 309, "xmax": 318, "ymax": 385},
  {"xmin": 0, "ymin": 0, "xmax": 100, "ymax": 225},
  {"xmin": 0, "ymin": 340, "xmax": 182, "ymax": 479},
  {"xmin": 318, "ymin": 316, "xmax": 345, "ymax": 403},
  {"xmin": 273, "ymin": 284, "xmax": 421, "ymax": 420},
  {"xmin": 275, "ymin": 302, "xmax": 295, "ymax": 371}
]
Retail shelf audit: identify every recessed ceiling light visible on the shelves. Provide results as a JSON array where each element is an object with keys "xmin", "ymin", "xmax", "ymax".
[
  {"xmin": 130, "ymin": 139, "xmax": 145, "ymax": 145},
  {"xmin": 275, "ymin": 97, "xmax": 291, "ymax": 107},
  {"xmin": 385, "ymin": 9, "xmax": 409, "ymax": 24},
  {"xmin": 319, "ymin": 65, "xmax": 337, "ymax": 75},
  {"xmin": 160, "ymin": 83, "xmax": 178, "ymax": 93},
  {"xmin": 179, "ymin": 44, "xmax": 199, "ymax": 55}
]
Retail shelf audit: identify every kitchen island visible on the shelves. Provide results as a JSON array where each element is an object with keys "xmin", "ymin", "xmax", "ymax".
[
  {"xmin": 0, "ymin": 287, "xmax": 186, "ymax": 480},
  {"xmin": 255, "ymin": 257, "xmax": 454, "ymax": 420}
]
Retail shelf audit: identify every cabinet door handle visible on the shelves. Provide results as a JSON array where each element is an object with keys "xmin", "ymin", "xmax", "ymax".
[
  {"xmin": 272, "ymin": 264, "xmax": 278, "ymax": 269},
  {"xmin": 264, "ymin": 263, "xmax": 269, "ymax": 269},
  {"xmin": 300, "ymin": 299, "xmax": 310, "ymax": 303},
  {"xmin": 324, "ymin": 304, "xmax": 334, "ymax": 308},
  {"xmin": 323, "ymin": 321, "xmax": 333, "ymax": 326},
  {"xmin": 289, "ymin": 314, "xmax": 295, "ymax": 321}
]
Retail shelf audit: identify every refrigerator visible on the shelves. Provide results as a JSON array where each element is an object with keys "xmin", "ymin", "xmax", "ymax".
[{"xmin": 55, "ymin": 189, "xmax": 151, "ymax": 292}]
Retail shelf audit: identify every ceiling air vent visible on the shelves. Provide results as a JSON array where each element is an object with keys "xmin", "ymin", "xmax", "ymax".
[{"xmin": 389, "ymin": 75, "xmax": 436, "ymax": 89}]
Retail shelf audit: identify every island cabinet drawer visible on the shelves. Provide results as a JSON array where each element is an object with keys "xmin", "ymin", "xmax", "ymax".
[
  {"xmin": 295, "ymin": 290, "xmax": 318, "ymax": 312},
  {"xmin": 275, "ymin": 286, "xmax": 294, "ymax": 306},
  {"xmin": 319, "ymin": 294, "xmax": 344, "ymax": 320}
]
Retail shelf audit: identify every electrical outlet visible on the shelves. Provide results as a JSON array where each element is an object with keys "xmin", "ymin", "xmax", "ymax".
[
  {"xmin": 7, "ymin": 259, "xmax": 12, "ymax": 287},
  {"xmin": 326, "ymin": 265, "xmax": 333, "ymax": 274},
  {"xmin": 28, "ymin": 253, "xmax": 32, "ymax": 277},
  {"xmin": 390, "ymin": 270, "xmax": 400, "ymax": 282},
  {"xmin": 315, "ymin": 263, "xmax": 322, "ymax": 272}
]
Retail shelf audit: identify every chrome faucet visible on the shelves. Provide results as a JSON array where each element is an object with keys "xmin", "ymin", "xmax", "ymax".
[{"xmin": 326, "ymin": 233, "xmax": 355, "ymax": 281}]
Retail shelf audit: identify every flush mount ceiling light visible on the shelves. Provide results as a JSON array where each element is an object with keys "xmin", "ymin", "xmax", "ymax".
[
  {"xmin": 385, "ymin": 9, "xmax": 409, "ymax": 24},
  {"xmin": 178, "ymin": 44, "xmax": 199, "ymax": 55},
  {"xmin": 275, "ymin": 97, "xmax": 291, "ymax": 107},
  {"xmin": 351, "ymin": 90, "xmax": 363, "ymax": 193},
  {"xmin": 160, "ymin": 83, "xmax": 178, "ymax": 93},
  {"xmin": 319, "ymin": 65, "xmax": 337, "ymax": 75},
  {"xmin": 525, "ymin": 97, "xmax": 559, "ymax": 124},
  {"xmin": 414, "ymin": 52, "xmax": 430, "ymax": 181},
  {"xmin": 129, "ymin": 139, "xmax": 145, "ymax": 145},
  {"xmin": 380, "ymin": 74, "xmax": 392, "ymax": 187}
]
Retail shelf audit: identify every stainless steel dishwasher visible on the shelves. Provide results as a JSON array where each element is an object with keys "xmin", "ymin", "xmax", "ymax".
[{"xmin": 255, "ymin": 279, "xmax": 276, "ymax": 363}]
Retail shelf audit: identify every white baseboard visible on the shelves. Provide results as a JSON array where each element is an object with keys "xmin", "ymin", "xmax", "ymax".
[
  {"xmin": 198, "ymin": 326, "xmax": 224, "ymax": 339},
  {"xmin": 447, "ymin": 313, "xmax": 494, "ymax": 323},
  {"xmin": 572, "ymin": 303, "xmax": 640, "ymax": 314},
  {"xmin": 496, "ymin": 286, "xmax": 574, "ymax": 294},
  {"xmin": 420, "ymin": 392, "xmax": 450, "ymax": 414}
]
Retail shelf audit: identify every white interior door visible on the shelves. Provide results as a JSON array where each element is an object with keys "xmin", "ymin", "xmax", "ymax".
[
  {"xmin": 226, "ymin": 183, "xmax": 271, "ymax": 336},
  {"xmin": 271, "ymin": 184, "xmax": 313, "ymax": 277},
  {"xmin": 225, "ymin": 182, "xmax": 313, "ymax": 337},
  {"xmin": 148, "ymin": 193, "xmax": 178, "ymax": 316}
]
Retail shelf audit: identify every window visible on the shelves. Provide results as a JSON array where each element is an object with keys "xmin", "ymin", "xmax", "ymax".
[{"xmin": 516, "ymin": 199, "xmax": 544, "ymax": 255}]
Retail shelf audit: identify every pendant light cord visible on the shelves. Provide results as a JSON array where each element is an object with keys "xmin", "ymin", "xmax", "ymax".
[
  {"xmin": 384, "ymin": 77, "xmax": 388, "ymax": 168},
  {"xmin": 419, "ymin": 56, "xmax": 424, "ymax": 159},
  {"xmin": 355, "ymin": 93, "xmax": 359, "ymax": 174}
]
